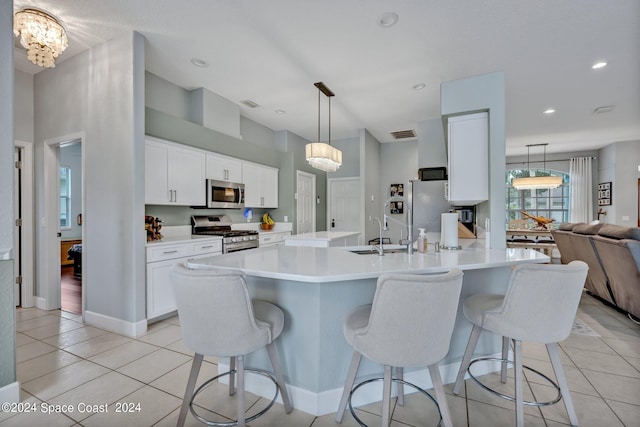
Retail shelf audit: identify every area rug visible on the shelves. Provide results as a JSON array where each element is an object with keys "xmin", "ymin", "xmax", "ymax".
[{"xmin": 571, "ymin": 318, "xmax": 600, "ymax": 337}]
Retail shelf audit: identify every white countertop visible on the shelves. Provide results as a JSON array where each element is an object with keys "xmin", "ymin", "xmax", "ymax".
[
  {"xmin": 187, "ymin": 238, "xmax": 549, "ymax": 283},
  {"xmin": 284, "ymin": 231, "xmax": 360, "ymax": 242}
]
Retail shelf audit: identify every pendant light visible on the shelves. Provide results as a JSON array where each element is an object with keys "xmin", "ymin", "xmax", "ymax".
[
  {"xmin": 512, "ymin": 143, "xmax": 562, "ymax": 190},
  {"xmin": 305, "ymin": 82, "xmax": 342, "ymax": 172}
]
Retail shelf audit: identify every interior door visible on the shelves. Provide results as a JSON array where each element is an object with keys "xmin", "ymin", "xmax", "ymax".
[
  {"xmin": 328, "ymin": 177, "xmax": 361, "ymax": 232},
  {"xmin": 296, "ymin": 170, "xmax": 316, "ymax": 234}
]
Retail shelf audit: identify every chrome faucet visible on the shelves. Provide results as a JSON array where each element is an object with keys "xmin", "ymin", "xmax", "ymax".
[
  {"xmin": 383, "ymin": 196, "xmax": 413, "ymax": 255},
  {"xmin": 371, "ymin": 217, "xmax": 385, "ymax": 256}
]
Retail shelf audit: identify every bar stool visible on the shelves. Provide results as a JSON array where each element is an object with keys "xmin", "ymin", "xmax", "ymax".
[
  {"xmin": 335, "ymin": 269, "xmax": 464, "ymax": 427},
  {"xmin": 171, "ymin": 264, "xmax": 293, "ymax": 427},
  {"xmin": 453, "ymin": 261, "xmax": 588, "ymax": 427}
]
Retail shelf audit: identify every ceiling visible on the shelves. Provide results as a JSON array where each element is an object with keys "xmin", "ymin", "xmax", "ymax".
[{"xmin": 12, "ymin": 0, "xmax": 640, "ymax": 156}]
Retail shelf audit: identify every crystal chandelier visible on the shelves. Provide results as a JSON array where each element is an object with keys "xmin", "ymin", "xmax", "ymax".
[
  {"xmin": 305, "ymin": 82, "xmax": 343, "ymax": 172},
  {"xmin": 512, "ymin": 143, "xmax": 562, "ymax": 190},
  {"xmin": 14, "ymin": 9, "xmax": 68, "ymax": 68}
]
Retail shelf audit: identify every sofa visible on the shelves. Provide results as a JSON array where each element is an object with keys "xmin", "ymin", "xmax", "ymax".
[{"xmin": 551, "ymin": 223, "xmax": 640, "ymax": 320}]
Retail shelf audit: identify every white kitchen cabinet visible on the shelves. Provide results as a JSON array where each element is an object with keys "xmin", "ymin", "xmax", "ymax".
[
  {"xmin": 446, "ymin": 112, "xmax": 489, "ymax": 205},
  {"xmin": 146, "ymin": 238, "xmax": 222, "ymax": 321},
  {"xmin": 206, "ymin": 152, "xmax": 243, "ymax": 183},
  {"xmin": 260, "ymin": 231, "xmax": 291, "ymax": 247},
  {"xmin": 145, "ymin": 137, "xmax": 206, "ymax": 206},
  {"xmin": 243, "ymin": 162, "xmax": 279, "ymax": 208}
]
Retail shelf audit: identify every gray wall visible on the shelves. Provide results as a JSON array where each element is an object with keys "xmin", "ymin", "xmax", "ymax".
[
  {"xmin": 14, "ymin": 69, "xmax": 33, "ymax": 143},
  {"xmin": 60, "ymin": 143, "xmax": 82, "ymax": 239},
  {"xmin": 33, "ymin": 32, "xmax": 146, "ymax": 323},
  {"xmin": 598, "ymin": 140, "xmax": 640, "ymax": 226},
  {"xmin": 418, "ymin": 117, "xmax": 447, "ymax": 168},
  {"xmin": 362, "ymin": 129, "xmax": 382, "ymax": 242},
  {"xmin": 0, "ymin": 0, "xmax": 16, "ymax": 392}
]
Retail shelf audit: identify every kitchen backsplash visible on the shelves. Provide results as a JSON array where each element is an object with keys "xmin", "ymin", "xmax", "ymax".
[{"xmin": 144, "ymin": 205, "xmax": 277, "ymax": 226}]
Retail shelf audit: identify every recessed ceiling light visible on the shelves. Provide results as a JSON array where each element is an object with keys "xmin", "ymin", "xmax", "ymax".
[
  {"xmin": 275, "ymin": 109, "xmax": 286, "ymax": 114},
  {"xmin": 377, "ymin": 12, "xmax": 398, "ymax": 27},
  {"xmin": 592, "ymin": 61, "xmax": 607, "ymax": 69},
  {"xmin": 190, "ymin": 58, "xmax": 208, "ymax": 67},
  {"xmin": 412, "ymin": 83, "xmax": 426, "ymax": 90},
  {"xmin": 543, "ymin": 108, "xmax": 556, "ymax": 115}
]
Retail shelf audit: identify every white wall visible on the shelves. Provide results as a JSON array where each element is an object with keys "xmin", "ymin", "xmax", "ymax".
[
  {"xmin": 598, "ymin": 140, "xmax": 640, "ymax": 226},
  {"xmin": 33, "ymin": 32, "xmax": 146, "ymax": 327},
  {"xmin": 362, "ymin": 129, "xmax": 381, "ymax": 242},
  {"xmin": 14, "ymin": 70, "xmax": 33, "ymax": 143}
]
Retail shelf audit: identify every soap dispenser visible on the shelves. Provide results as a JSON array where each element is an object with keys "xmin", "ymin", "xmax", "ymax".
[{"xmin": 418, "ymin": 228, "xmax": 427, "ymax": 253}]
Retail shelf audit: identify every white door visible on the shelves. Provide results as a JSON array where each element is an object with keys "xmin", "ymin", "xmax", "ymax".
[
  {"xmin": 328, "ymin": 178, "xmax": 361, "ymax": 233},
  {"xmin": 296, "ymin": 170, "xmax": 316, "ymax": 234},
  {"xmin": 14, "ymin": 148, "xmax": 20, "ymax": 306}
]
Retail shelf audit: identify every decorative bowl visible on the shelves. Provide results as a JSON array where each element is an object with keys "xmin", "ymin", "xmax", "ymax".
[{"xmin": 260, "ymin": 223, "xmax": 274, "ymax": 231}]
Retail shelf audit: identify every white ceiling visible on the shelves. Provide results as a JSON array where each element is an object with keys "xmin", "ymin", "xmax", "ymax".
[{"xmin": 13, "ymin": 0, "xmax": 640, "ymax": 156}]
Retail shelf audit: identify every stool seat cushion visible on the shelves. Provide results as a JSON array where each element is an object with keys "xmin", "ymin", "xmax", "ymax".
[
  {"xmin": 343, "ymin": 305, "xmax": 372, "ymax": 347},
  {"xmin": 253, "ymin": 300, "xmax": 285, "ymax": 340},
  {"xmin": 463, "ymin": 294, "xmax": 503, "ymax": 326}
]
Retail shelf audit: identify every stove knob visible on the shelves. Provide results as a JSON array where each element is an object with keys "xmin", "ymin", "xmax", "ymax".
[
  {"xmin": 243, "ymin": 236, "xmax": 249, "ymax": 241},
  {"xmin": 230, "ymin": 237, "xmax": 237, "ymax": 243}
]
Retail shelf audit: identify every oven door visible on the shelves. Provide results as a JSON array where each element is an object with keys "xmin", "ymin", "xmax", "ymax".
[{"xmin": 207, "ymin": 179, "xmax": 245, "ymax": 209}]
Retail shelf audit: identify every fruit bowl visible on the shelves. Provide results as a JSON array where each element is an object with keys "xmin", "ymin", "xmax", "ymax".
[{"xmin": 260, "ymin": 223, "xmax": 274, "ymax": 231}]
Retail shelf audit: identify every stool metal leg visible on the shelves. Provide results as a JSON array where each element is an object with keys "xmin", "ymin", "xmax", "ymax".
[
  {"xmin": 453, "ymin": 324, "xmax": 481, "ymax": 395},
  {"xmin": 547, "ymin": 343, "xmax": 579, "ymax": 426},
  {"xmin": 381, "ymin": 365, "xmax": 392, "ymax": 427},
  {"xmin": 229, "ymin": 356, "xmax": 236, "ymax": 396},
  {"xmin": 396, "ymin": 367, "xmax": 404, "ymax": 406},
  {"xmin": 237, "ymin": 355, "xmax": 245, "ymax": 427},
  {"xmin": 266, "ymin": 341, "xmax": 293, "ymax": 413},
  {"xmin": 428, "ymin": 363, "xmax": 453, "ymax": 427},
  {"xmin": 514, "ymin": 340, "xmax": 524, "ymax": 427},
  {"xmin": 178, "ymin": 353, "xmax": 203, "ymax": 427},
  {"xmin": 501, "ymin": 336, "xmax": 510, "ymax": 383},
  {"xmin": 336, "ymin": 351, "xmax": 362, "ymax": 423}
]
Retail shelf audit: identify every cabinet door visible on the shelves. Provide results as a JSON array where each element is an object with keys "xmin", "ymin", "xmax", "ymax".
[
  {"xmin": 447, "ymin": 112, "xmax": 488, "ymax": 204},
  {"xmin": 243, "ymin": 162, "xmax": 279, "ymax": 208},
  {"xmin": 146, "ymin": 258, "xmax": 179, "ymax": 320},
  {"xmin": 145, "ymin": 140, "xmax": 170, "ymax": 204},
  {"xmin": 206, "ymin": 153, "xmax": 242, "ymax": 183},
  {"xmin": 169, "ymin": 145, "xmax": 206, "ymax": 206}
]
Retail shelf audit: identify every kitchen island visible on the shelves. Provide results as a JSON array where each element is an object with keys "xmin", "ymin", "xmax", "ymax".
[
  {"xmin": 187, "ymin": 239, "xmax": 548, "ymax": 415},
  {"xmin": 283, "ymin": 230, "xmax": 361, "ymax": 247}
]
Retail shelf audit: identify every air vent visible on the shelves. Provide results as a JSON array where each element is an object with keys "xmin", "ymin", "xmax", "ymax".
[
  {"xmin": 390, "ymin": 129, "xmax": 416, "ymax": 139},
  {"xmin": 240, "ymin": 99, "xmax": 260, "ymax": 108},
  {"xmin": 593, "ymin": 105, "xmax": 614, "ymax": 114}
]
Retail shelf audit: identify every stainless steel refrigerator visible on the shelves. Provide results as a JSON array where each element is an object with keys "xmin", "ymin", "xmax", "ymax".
[{"xmin": 410, "ymin": 180, "xmax": 454, "ymax": 237}]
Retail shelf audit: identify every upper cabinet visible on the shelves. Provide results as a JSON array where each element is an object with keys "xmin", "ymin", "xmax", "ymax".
[
  {"xmin": 206, "ymin": 152, "xmax": 243, "ymax": 183},
  {"xmin": 145, "ymin": 137, "xmax": 206, "ymax": 206},
  {"xmin": 446, "ymin": 112, "xmax": 488, "ymax": 205},
  {"xmin": 243, "ymin": 162, "xmax": 279, "ymax": 208}
]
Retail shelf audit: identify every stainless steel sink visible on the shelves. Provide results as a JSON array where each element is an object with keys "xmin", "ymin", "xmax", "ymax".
[{"xmin": 350, "ymin": 247, "xmax": 408, "ymax": 255}]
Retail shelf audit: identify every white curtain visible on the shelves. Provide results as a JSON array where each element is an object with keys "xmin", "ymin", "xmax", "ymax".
[{"xmin": 569, "ymin": 157, "xmax": 593, "ymax": 223}]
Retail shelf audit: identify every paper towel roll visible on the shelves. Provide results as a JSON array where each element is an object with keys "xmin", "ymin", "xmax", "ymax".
[{"xmin": 441, "ymin": 213, "xmax": 459, "ymax": 249}]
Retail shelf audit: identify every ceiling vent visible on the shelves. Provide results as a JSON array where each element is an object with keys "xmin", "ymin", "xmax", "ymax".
[
  {"xmin": 593, "ymin": 105, "xmax": 615, "ymax": 114},
  {"xmin": 390, "ymin": 129, "xmax": 416, "ymax": 139},
  {"xmin": 240, "ymin": 99, "xmax": 260, "ymax": 108}
]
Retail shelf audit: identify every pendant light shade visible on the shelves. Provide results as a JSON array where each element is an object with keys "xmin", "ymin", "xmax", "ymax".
[
  {"xmin": 306, "ymin": 82, "xmax": 342, "ymax": 172},
  {"xmin": 512, "ymin": 143, "xmax": 562, "ymax": 190}
]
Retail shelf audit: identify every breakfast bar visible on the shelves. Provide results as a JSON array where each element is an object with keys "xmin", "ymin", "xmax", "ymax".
[{"xmin": 186, "ymin": 238, "xmax": 548, "ymax": 415}]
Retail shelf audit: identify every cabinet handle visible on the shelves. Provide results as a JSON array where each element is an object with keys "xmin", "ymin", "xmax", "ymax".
[
  {"xmin": 261, "ymin": 196, "xmax": 264, "ymax": 206},
  {"xmin": 162, "ymin": 250, "xmax": 179, "ymax": 254},
  {"xmin": 173, "ymin": 190, "xmax": 177, "ymax": 202},
  {"xmin": 200, "ymin": 245, "xmax": 214, "ymax": 249}
]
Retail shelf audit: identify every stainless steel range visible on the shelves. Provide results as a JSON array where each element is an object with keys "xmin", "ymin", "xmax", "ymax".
[{"xmin": 191, "ymin": 215, "xmax": 259, "ymax": 253}]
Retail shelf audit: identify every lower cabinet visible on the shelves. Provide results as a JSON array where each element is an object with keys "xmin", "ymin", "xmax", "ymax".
[
  {"xmin": 259, "ymin": 231, "xmax": 291, "ymax": 247},
  {"xmin": 146, "ymin": 239, "xmax": 222, "ymax": 321}
]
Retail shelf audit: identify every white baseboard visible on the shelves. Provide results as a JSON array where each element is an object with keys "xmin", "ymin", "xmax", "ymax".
[
  {"xmin": 84, "ymin": 311, "xmax": 147, "ymax": 338},
  {"xmin": 218, "ymin": 352, "xmax": 503, "ymax": 416},
  {"xmin": 34, "ymin": 296, "xmax": 47, "ymax": 310},
  {"xmin": 0, "ymin": 381, "xmax": 20, "ymax": 404}
]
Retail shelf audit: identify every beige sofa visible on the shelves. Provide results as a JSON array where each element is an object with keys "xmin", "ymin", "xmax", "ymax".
[{"xmin": 551, "ymin": 223, "xmax": 640, "ymax": 320}]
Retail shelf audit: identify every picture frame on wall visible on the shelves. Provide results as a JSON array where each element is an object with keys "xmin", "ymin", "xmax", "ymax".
[
  {"xmin": 597, "ymin": 182, "xmax": 612, "ymax": 206},
  {"xmin": 390, "ymin": 184, "xmax": 404, "ymax": 214}
]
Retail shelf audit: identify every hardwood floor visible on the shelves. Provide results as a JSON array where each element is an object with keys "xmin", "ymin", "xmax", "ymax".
[{"xmin": 61, "ymin": 265, "xmax": 81, "ymax": 314}]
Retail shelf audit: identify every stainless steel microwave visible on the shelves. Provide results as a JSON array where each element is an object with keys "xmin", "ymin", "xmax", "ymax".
[
  {"xmin": 206, "ymin": 179, "xmax": 244, "ymax": 209},
  {"xmin": 418, "ymin": 167, "xmax": 447, "ymax": 181}
]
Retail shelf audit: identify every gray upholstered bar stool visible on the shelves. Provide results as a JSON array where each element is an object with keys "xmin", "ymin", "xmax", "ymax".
[
  {"xmin": 453, "ymin": 261, "xmax": 588, "ymax": 427},
  {"xmin": 170, "ymin": 263, "xmax": 292, "ymax": 427},
  {"xmin": 335, "ymin": 269, "xmax": 464, "ymax": 427}
]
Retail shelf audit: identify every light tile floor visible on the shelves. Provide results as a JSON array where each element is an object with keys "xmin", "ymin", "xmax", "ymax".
[{"xmin": 3, "ymin": 292, "xmax": 639, "ymax": 426}]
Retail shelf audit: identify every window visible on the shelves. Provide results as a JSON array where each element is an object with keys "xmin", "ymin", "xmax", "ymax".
[
  {"xmin": 506, "ymin": 169, "xmax": 569, "ymax": 225},
  {"xmin": 60, "ymin": 166, "xmax": 71, "ymax": 228}
]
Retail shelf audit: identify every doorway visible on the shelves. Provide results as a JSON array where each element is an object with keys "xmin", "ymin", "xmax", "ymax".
[
  {"xmin": 13, "ymin": 141, "xmax": 34, "ymax": 308},
  {"xmin": 328, "ymin": 177, "xmax": 361, "ymax": 236},
  {"xmin": 296, "ymin": 170, "xmax": 316, "ymax": 234}
]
